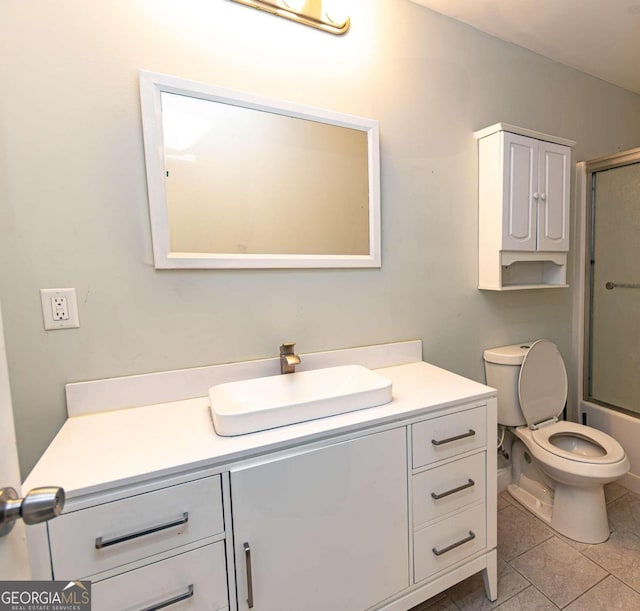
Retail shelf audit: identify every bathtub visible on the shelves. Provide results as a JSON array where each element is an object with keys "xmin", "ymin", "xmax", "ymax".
[{"xmin": 581, "ymin": 401, "xmax": 640, "ymax": 494}]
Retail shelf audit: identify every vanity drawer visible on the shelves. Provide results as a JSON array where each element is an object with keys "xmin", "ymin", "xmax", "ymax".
[
  {"xmin": 412, "ymin": 453, "xmax": 486, "ymax": 529},
  {"xmin": 413, "ymin": 502, "xmax": 486, "ymax": 583},
  {"xmin": 412, "ymin": 405, "xmax": 486, "ymax": 468},
  {"xmin": 92, "ymin": 542, "xmax": 228, "ymax": 611},
  {"xmin": 48, "ymin": 475, "xmax": 223, "ymax": 580}
]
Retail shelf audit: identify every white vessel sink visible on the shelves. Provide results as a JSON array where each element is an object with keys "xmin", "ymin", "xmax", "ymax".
[{"xmin": 209, "ymin": 365, "xmax": 393, "ymax": 436}]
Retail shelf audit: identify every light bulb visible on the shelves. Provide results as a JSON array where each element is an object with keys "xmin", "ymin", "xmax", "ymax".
[
  {"xmin": 322, "ymin": 0, "xmax": 349, "ymax": 26},
  {"xmin": 280, "ymin": 0, "xmax": 307, "ymax": 11}
]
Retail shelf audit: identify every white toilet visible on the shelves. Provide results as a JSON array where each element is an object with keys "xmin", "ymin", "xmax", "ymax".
[{"xmin": 484, "ymin": 339, "xmax": 629, "ymax": 544}]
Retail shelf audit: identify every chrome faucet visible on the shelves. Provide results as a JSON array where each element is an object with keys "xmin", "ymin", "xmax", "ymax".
[{"xmin": 280, "ymin": 342, "xmax": 301, "ymax": 374}]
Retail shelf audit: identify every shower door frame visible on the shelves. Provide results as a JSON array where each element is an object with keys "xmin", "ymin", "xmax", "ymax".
[{"xmin": 572, "ymin": 147, "xmax": 640, "ymax": 421}]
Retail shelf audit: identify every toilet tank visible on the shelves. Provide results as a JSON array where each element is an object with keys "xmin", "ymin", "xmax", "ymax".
[{"xmin": 483, "ymin": 343, "xmax": 532, "ymax": 426}]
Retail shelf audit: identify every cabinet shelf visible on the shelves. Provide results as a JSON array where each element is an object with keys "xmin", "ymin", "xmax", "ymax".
[{"xmin": 480, "ymin": 251, "xmax": 568, "ymax": 291}]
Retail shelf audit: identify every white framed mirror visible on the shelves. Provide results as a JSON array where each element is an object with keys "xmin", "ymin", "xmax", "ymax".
[{"xmin": 139, "ymin": 71, "xmax": 381, "ymax": 269}]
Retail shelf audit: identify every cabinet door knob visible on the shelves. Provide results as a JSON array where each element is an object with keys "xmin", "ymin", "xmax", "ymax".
[
  {"xmin": 432, "ymin": 530, "xmax": 476, "ymax": 556},
  {"xmin": 431, "ymin": 478, "xmax": 475, "ymax": 500},
  {"xmin": 540, "ymin": 192, "xmax": 547, "ymax": 200},
  {"xmin": 95, "ymin": 512, "xmax": 189, "ymax": 549},
  {"xmin": 532, "ymin": 192, "xmax": 540, "ymax": 199},
  {"xmin": 138, "ymin": 584, "xmax": 194, "ymax": 611},
  {"xmin": 244, "ymin": 542, "xmax": 254, "ymax": 609},
  {"xmin": 431, "ymin": 429, "xmax": 475, "ymax": 446}
]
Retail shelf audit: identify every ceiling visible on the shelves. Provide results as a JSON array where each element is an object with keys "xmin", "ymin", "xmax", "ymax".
[{"xmin": 409, "ymin": 0, "xmax": 640, "ymax": 95}]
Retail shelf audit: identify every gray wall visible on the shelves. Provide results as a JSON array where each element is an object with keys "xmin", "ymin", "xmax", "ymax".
[{"xmin": 1, "ymin": 0, "xmax": 639, "ymax": 478}]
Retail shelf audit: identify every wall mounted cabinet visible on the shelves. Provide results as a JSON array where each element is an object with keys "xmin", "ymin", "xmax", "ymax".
[{"xmin": 475, "ymin": 123, "xmax": 575, "ymax": 290}]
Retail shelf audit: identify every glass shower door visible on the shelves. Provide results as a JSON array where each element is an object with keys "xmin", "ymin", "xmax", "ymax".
[{"xmin": 588, "ymin": 161, "xmax": 640, "ymax": 413}]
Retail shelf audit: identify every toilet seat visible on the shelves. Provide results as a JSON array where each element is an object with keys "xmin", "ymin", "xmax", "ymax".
[
  {"xmin": 530, "ymin": 420, "xmax": 626, "ymax": 465},
  {"xmin": 517, "ymin": 340, "xmax": 626, "ymax": 465}
]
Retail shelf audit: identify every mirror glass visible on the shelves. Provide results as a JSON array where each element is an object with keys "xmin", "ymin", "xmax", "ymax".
[{"xmin": 139, "ymin": 71, "xmax": 381, "ymax": 268}]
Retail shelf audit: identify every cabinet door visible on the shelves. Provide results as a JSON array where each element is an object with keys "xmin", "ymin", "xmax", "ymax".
[
  {"xmin": 231, "ymin": 428, "xmax": 408, "ymax": 611},
  {"xmin": 537, "ymin": 141, "xmax": 570, "ymax": 251},
  {"xmin": 502, "ymin": 132, "xmax": 537, "ymax": 251}
]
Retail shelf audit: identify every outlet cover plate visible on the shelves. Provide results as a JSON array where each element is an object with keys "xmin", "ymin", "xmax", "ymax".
[{"xmin": 40, "ymin": 288, "xmax": 80, "ymax": 330}]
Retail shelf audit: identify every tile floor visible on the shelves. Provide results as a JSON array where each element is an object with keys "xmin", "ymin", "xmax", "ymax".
[{"xmin": 411, "ymin": 482, "xmax": 640, "ymax": 610}]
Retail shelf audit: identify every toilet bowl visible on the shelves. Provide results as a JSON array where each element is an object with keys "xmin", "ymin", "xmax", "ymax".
[{"xmin": 484, "ymin": 339, "xmax": 629, "ymax": 544}]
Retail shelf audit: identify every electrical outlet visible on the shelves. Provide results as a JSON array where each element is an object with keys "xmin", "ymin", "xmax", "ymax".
[
  {"xmin": 51, "ymin": 297, "xmax": 69, "ymax": 321},
  {"xmin": 40, "ymin": 288, "xmax": 80, "ymax": 330}
]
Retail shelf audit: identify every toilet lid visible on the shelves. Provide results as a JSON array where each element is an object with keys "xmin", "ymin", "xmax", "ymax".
[{"xmin": 518, "ymin": 339, "xmax": 568, "ymax": 427}]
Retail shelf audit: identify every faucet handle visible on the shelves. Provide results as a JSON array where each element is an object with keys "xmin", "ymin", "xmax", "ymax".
[{"xmin": 280, "ymin": 342, "xmax": 296, "ymax": 354}]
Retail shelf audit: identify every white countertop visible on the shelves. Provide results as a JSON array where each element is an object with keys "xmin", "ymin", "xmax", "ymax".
[{"xmin": 24, "ymin": 361, "xmax": 495, "ymax": 501}]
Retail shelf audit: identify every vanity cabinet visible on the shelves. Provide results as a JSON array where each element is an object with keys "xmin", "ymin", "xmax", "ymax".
[
  {"xmin": 475, "ymin": 123, "xmax": 575, "ymax": 290},
  {"xmin": 25, "ymin": 355, "xmax": 497, "ymax": 611},
  {"xmin": 230, "ymin": 428, "xmax": 409, "ymax": 611}
]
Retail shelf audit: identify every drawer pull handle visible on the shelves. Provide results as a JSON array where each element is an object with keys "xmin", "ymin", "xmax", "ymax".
[
  {"xmin": 431, "ymin": 429, "xmax": 475, "ymax": 446},
  {"xmin": 138, "ymin": 584, "xmax": 194, "ymax": 611},
  {"xmin": 431, "ymin": 478, "xmax": 475, "ymax": 500},
  {"xmin": 95, "ymin": 512, "xmax": 189, "ymax": 549},
  {"xmin": 432, "ymin": 530, "xmax": 476, "ymax": 556},
  {"xmin": 244, "ymin": 542, "xmax": 254, "ymax": 609}
]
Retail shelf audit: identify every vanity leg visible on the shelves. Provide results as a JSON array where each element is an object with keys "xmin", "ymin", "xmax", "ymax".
[{"xmin": 482, "ymin": 549, "xmax": 498, "ymax": 602}]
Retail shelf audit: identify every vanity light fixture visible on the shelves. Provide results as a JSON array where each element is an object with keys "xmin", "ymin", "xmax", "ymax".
[{"xmin": 228, "ymin": 0, "xmax": 350, "ymax": 35}]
